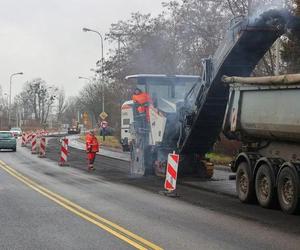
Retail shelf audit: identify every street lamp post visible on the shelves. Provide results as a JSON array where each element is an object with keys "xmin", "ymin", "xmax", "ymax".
[
  {"xmin": 9, "ymin": 72, "xmax": 23, "ymax": 127},
  {"xmin": 82, "ymin": 27, "xmax": 105, "ymax": 114}
]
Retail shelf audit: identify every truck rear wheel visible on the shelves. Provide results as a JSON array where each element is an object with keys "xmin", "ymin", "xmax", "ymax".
[
  {"xmin": 236, "ymin": 162, "xmax": 255, "ymax": 203},
  {"xmin": 277, "ymin": 167, "xmax": 300, "ymax": 214},
  {"xmin": 255, "ymin": 164, "xmax": 276, "ymax": 208}
]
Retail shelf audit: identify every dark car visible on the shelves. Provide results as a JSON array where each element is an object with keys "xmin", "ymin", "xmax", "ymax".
[
  {"xmin": 0, "ymin": 131, "xmax": 17, "ymax": 151},
  {"xmin": 68, "ymin": 126, "xmax": 81, "ymax": 134},
  {"xmin": 100, "ymin": 126, "xmax": 114, "ymax": 136}
]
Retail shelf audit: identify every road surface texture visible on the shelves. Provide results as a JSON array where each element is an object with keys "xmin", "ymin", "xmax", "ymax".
[{"xmin": 0, "ymin": 138, "xmax": 299, "ymax": 250}]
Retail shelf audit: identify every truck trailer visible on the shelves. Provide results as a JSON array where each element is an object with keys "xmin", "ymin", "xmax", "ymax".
[{"xmin": 223, "ymin": 74, "xmax": 300, "ymax": 214}]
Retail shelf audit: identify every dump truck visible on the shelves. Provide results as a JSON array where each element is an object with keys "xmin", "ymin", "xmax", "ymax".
[
  {"xmin": 68, "ymin": 120, "xmax": 81, "ymax": 135},
  {"xmin": 222, "ymin": 74, "xmax": 300, "ymax": 214}
]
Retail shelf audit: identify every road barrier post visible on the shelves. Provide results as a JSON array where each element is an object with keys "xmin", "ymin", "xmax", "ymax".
[
  {"xmin": 59, "ymin": 137, "xmax": 69, "ymax": 166},
  {"xmin": 38, "ymin": 137, "xmax": 46, "ymax": 158},
  {"xmin": 21, "ymin": 133, "xmax": 26, "ymax": 147},
  {"xmin": 162, "ymin": 152, "xmax": 179, "ymax": 197},
  {"xmin": 31, "ymin": 134, "xmax": 37, "ymax": 154},
  {"xmin": 26, "ymin": 133, "xmax": 32, "ymax": 146}
]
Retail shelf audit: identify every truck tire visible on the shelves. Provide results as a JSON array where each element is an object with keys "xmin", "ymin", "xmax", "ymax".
[
  {"xmin": 236, "ymin": 162, "xmax": 255, "ymax": 203},
  {"xmin": 255, "ymin": 164, "xmax": 276, "ymax": 208},
  {"xmin": 277, "ymin": 167, "xmax": 300, "ymax": 214}
]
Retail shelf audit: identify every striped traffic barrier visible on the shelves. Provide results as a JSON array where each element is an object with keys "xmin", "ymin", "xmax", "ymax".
[
  {"xmin": 38, "ymin": 137, "xmax": 46, "ymax": 158},
  {"xmin": 26, "ymin": 133, "xmax": 33, "ymax": 146},
  {"xmin": 59, "ymin": 137, "xmax": 69, "ymax": 166},
  {"xmin": 31, "ymin": 134, "xmax": 37, "ymax": 154},
  {"xmin": 26, "ymin": 133, "xmax": 30, "ymax": 145},
  {"xmin": 21, "ymin": 133, "xmax": 26, "ymax": 147},
  {"xmin": 37, "ymin": 130, "xmax": 42, "ymax": 138},
  {"xmin": 164, "ymin": 152, "xmax": 180, "ymax": 193}
]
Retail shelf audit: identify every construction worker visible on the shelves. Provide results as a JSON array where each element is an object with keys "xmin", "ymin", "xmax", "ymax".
[
  {"xmin": 132, "ymin": 88, "xmax": 152, "ymax": 124},
  {"xmin": 85, "ymin": 129, "xmax": 99, "ymax": 171}
]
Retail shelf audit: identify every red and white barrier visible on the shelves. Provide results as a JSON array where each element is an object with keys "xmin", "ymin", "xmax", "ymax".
[
  {"xmin": 31, "ymin": 134, "xmax": 37, "ymax": 154},
  {"xmin": 27, "ymin": 133, "xmax": 34, "ymax": 145},
  {"xmin": 38, "ymin": 137, "xmax": 46, "ymax": 158},
  {"xmin": 26, "ymin": 133, "xmax": 31, "ymax": 145},
  {"xmin": 59, "ymin": 138, "xmax": 69, "ymax": 166},
  {"xmin": 21, "ymin": 133, "xmax": 26, "ymax": 147},
  {"xmin": 164, "ymin": 153, "xmax": 180, "ymax": 192}
]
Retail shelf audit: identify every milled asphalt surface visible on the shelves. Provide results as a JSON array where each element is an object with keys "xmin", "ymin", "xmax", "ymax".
[
  {"xmin": 1, "ymin": 138, "xmax": 300, "ymax": 249},
  {"xmin": 67, "ymin": 135, "xmax": 237, "ymax": 197}
]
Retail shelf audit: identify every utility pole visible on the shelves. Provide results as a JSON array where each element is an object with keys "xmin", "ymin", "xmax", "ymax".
[{"xmin": 275, "ymin": 39, "xmax": 280, "ymax": 76}]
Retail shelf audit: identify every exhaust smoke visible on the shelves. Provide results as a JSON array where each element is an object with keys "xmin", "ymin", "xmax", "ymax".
[{"xmin": 249, "ymin": 0, "xmax": 288, "ymax": 20}]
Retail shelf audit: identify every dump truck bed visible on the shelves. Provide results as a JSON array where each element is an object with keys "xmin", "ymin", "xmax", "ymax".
[{"xmin": 223, "ymin": 75, "xmax": 300, "ymax": 143}]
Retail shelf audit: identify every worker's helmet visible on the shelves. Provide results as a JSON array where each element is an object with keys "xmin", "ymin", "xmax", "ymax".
[
  {"xmin": 134, "ymin": 87, "xmax": 142, "ymax": 94},
  {"xmin": 90, "ymin": 128, "xmax": 97, "ymax": 135}
]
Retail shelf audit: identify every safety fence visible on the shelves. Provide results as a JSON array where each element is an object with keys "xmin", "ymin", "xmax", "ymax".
[{"xmin": 22, "ymin": 130, "xmax": 70, "ymax": 166}]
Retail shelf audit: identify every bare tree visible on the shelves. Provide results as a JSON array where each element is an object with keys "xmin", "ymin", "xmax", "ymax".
[
  {"xmin": 16, "ymin": 78, "xmax": 58, "ymax": 125},
  {"xmin": 63, "ymin": 97, "xmax": 80, "ymax": 125},
  {"xmin": 77, "ymin": 82, "xmax": 103, "ymax": 123}
]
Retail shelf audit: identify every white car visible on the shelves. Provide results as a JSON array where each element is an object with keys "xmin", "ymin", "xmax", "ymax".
[{"xmin": 10, "ymin": 127, "xmax": 22, "ymax": 137}]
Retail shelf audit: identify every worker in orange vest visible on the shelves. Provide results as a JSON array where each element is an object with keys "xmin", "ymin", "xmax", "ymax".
[
  {"xmin": 132, "ymin": 88, "xmax": 152, "ymax": 123},
  {"xmin": 86, "ymin": 129, "xmax": 99, "ymax": 171}
]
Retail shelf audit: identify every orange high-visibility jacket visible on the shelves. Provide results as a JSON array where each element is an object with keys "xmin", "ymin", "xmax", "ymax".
[
  {"xmin": 132, "ymin": 92, "xmax": 151, "ymax": 113},
  {"xmin": 132, "ymin": 92, "xmax": 152, "ymax": 121},
  {"xmin": 86, "ymin": 133, "xmax": 99, "ymax": 153}
]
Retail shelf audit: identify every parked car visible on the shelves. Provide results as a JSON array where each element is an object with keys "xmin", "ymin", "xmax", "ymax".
[
  {"xmin": 10, "ymin": 127, "xmax": 22, "ymax": 137},
  {"xmin": 0, "ymin": 131, "xmax": 17, "ymax": 151}
]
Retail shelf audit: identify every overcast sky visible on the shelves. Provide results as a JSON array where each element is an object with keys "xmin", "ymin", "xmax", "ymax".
[{"xmin": 0, "ymin": 0, "xmax": 165, "ymax": 98}]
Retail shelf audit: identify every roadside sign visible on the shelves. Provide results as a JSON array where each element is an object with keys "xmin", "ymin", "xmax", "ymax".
[
  {"xmin": 164, "ymin": 153, "xmax": 180, "ymax": 191},
  {"xmin": 99, "ymin": 111, "xmax": 108, "ymax": 120},
  {"xmin": 100, "ymin": 120, "xmax": 108, "ymax": 128},
  {"xmin": 83, "ymin": 112, "xmax": 89, "ymax": 122}
]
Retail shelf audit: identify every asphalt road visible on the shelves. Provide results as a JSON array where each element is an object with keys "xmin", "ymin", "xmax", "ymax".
[{"xmin": 0, "ymin": 139, "xmax": 300, "ymax": 249}]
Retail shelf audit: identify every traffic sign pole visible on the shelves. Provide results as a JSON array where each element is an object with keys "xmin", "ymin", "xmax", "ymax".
[{"xmin": 103, "ymin": 128, "xmax": 106, "ymax": 141}]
